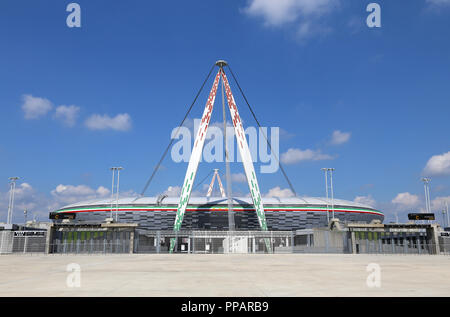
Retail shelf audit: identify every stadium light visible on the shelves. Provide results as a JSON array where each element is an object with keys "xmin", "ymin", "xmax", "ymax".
[
  {"xmin": 7, "ymin": 177, "xmax": 19, "ymax": 225},
  {"xmin": 110, "ymin": 167, "xmax": 117, "ymax": 219},
  {"xmin": 329, "ymin": 168, "xmax": 335, "ymax": 219},
  {"xmin": 115, "ymin": 167, "xmax": 123, "ymax": 221},
  {"xmin": 321, "ymin": 168, "xmax": 330, "ymax": 223},
  {"xmin": 445, "ymin": 201, "xmax": 450, "ymax": 227},
  {"xmin": 421, "ymin": 177, "xmax": 431, "ymax": 213},
  {"xmin": 109, "ymin": 167, "xmax": 123, "ymax": 220}
]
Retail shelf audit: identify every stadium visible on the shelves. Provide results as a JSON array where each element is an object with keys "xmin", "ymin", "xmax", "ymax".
[
  {"xmin": 47, "ymin": 62, "xmax": 386, "ymax": 253},
  {"xmin": 49, "ymin": 195, "xmax": 384, "ymax": 231}
]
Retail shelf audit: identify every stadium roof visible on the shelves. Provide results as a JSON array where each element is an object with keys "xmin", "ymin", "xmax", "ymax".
[{"xmin": 59, "ymin": 196, "xmax": 376, "ymax": 211}]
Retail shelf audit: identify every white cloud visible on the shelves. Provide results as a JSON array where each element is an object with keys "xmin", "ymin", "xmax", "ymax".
[
  {"xmin": 392, "ymin": 192, "xmax": 420, "ymax": 208},
  {"xmin": 243, "ymin": 0, "xmax": 337, "ymax": 26},
  {"xmin": 51, "ymin": 184, "xmax": 111, "ymax": 205},
  {"xmin": 354, "ymin": 195, "xmax": 376, "ymax": 207},
  {"xmin": 96, "ymin": 186, "xmax": 110, "ymax": 197},
  {"xmin": 161, "ymin": 185, "xmax": 206, "ymax": 198},
  {"xmin": 21, "ymin": 94, "xmax": 53, "ymax": 119},
  {"xmin": 54, "ymin": 105, "xmax": 80, "ymax": 127},
  {"xmin": 231, "ymin": 173, "xmax": 247, "ymax": 183},
  {"xmin": 281, "ymin": 148, "xmax": 333, "ymax": 164},
  {"xmin": 423, "ymin": 151, "xmax": 450, "ymax": 176},
  {"xmin": 264, "ymin": 186, "xmax": 295, "ymax": 198},
  {"xmin": 164, "ymin": 186, "xmax": 182, "ymax": 197},
  {"xmin": 85, "ymin": 113, "xmax": 132, "ymax": 131},
  {"xmin": 0, "ymin": 182, "xmax": 137, "ymax": 223},
  {"xmin": 242, "ymin": 0, "xmax": 339, "ymax": 40},
  {"xmin": 330, "ymin": 130, "xmax": 351, "ymax": 145},
  {"xmin": 0, "ymin": 182, "xmax": 54, "ymax": 222},
  {"xmin": 431, "ymin": 196, "xmax": 450, "ymax": 211},
  {"xmin": 426, "ymin": 0, "xmax": 450, "ymax": 7}
]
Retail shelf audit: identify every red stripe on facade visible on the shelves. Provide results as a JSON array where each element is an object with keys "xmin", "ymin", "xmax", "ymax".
[{"xmin": 60, "ymin": 208, "xmax": 382, "ymax": 216}]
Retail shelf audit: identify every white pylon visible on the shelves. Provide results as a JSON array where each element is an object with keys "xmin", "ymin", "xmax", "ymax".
[
  {"xmin": 169, "ymin": 65, "xmax": 270, "ymax": 253},
  {"xmin": 206, "ymin": 169, "xmax": 226, "ymax": 198}
]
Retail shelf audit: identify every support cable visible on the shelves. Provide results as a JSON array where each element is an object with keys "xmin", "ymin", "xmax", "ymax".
[
  {"xmin": 192, "ymin": 169, "xmax": 215, "ymax": 192},
  {"xmin": 226, "ymin": 65, "xmax": 298, "ymax": 197},
  {"xmin": 139, "ymin": 63, "xmax": 217, "ymax": 197}
]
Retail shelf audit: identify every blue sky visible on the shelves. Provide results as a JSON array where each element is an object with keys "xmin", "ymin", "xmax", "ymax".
[{"xmin": 0, "ymin": 0, "xmax": 449, "ymax": 224}]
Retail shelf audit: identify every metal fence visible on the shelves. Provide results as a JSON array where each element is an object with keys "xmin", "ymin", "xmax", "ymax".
[
  {"xmin": 134, "ymin": 230, "xmax": 294, "ymax": 254},
  {"xmin": 2, "ymin": 229, "xmax": 450, "ymax": 255},
  {"xmin": 0, "ymin": 230, "xmax": 46, "ymax": 254}
]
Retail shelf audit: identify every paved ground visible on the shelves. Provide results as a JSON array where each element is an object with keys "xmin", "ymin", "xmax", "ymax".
[{"xmin": 0, "ymin": 254, "xmax": 449, "ymax": 296}]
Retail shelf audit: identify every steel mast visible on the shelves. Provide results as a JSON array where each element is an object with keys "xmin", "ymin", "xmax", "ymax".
[
  {"xmin": 217, "ymin": 60, "xmax": 235, "ymax": 232},
  {"xmin": 169, "ymin": 62, "xmax": 271, "ymax": 252}
]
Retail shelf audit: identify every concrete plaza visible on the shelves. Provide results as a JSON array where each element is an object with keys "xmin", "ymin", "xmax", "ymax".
[{"xmin": 0, "ymin": 254, "xmax": 449, "ymax": 296}]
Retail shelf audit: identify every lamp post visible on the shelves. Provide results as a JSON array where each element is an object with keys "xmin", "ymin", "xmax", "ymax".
[
  {"xmin": 321, "ymin": 168, "xmax": 335, "ymax": 220},
  {"xmin": 421, "ymin": 177, "xmax": 432, "ymax": 224},
  {"xmin": 443, "ymin": 201, "xmax": 449, "ymax": 228},
  {"xmin": 110, "ymin": 167, "xmax": 116, "ymax": 219},
  {"xmin": 329, "ymin": 168, "xmax": 335, "ymax": 219},
  {"xmin": 445, "ymin": 201, "xmax": 450, "ymax": 227},
  {"xmin": 109, "ymin": 167, "xmax": 123, "ymax": 221},
  {"xmin": 115, "ymin": 167, "xmax": 123, "ymax": 222},
  {"xmin": 24, "ymin": 209, "xmax": 28, "ymax": 226},
  {"xmin": 443, "ymin": 209, "xmax": 447, "ymax": 228},
  {"xmin": 421, "ymin": 177, "xmax": 431, "ymax": 214},
  {"xmin": 321, "ymin": 168, "xmax": 330, "ymax": 223},
  {"xmin": 7, "ymin": 177, "xmax": 19, "ymax": 225}
]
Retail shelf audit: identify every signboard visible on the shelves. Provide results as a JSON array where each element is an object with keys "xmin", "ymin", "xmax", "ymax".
[
  {"xmin": 13, "ymin": 231, "xmax": 45, "ymax": 237},
  {"xmin": 49, "ymin": 212, "xmax": 76, "ymax": 220},
  {"xmin": 407, "ymin": 213, "xmax": 435, "ymax": 221}
]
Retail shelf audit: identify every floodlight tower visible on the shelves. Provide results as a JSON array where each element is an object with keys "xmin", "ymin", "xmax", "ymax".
[
  {"xmin": 109, "ymin": 167, "xmax": 123, "ymax": 220},
  {"xmin": 321, "ymin": 168, "xmax": 330, "ymax": 223},
  {"xmin": 329, "ymin": 168, "xmax": 336, "ymax": 219},
  {"xmin": 443, "ymin": 209, "xmax": 447, "ymax": 228},
  {"xmin": 115, "ymin": 167, "xmax": 123, "ymax": 221},
  {"xmin": 7, "ymin": 177, "xmax": 19, "ymax": 225},
  {"xmin": 442, "ymin": 201, "xmax": 449, "ymax": 228},
  {"xmin": 421, "ymin": 177, "xmax": 431, "ymax": 214},
  {"xmin": 110, "ymin": 167, "xmax": 117, "ymax": 219}
]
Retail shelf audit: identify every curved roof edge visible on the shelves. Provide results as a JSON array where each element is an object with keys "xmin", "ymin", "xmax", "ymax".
[{"xmin": 58, "ymin": 195, "xmax": 378, "ymax": 211}]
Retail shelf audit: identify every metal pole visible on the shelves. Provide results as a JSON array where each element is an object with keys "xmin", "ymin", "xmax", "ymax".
[
  {"xmin": 329, "ymin": 168, "xmax": 335, "ymax": 219},
  {"xmin": 222, "ymin": 72, "xmax": 235, "ymax": 231},
  {"xmin": 7, "ymin": 177, "xmax": 19, "ymax": 225},
  {"xmin": 426, "ymin": 180, "xmax": 432, "ymax": 224},
  {"xmin": 321, "ymin": 168, "xmax": 329, "ymax": 223},
  {"xmin": 110, "ymin": 167, "xmax": 116, "ymax": 219},
  {"xmin": 423, "ymin": 182, "xmax": 429, "ymax": 213},
  {"xmin": 116, "ymin": 167, "xmax": 123, "ymax": 222},
  {"xmin": 422, "ymin": 178, "xmax": 431, "ymax": 214},
  {"xmin": 7, "ymin": 183, "xmax": 13, "ymax": 224},
  {"xmin": 11, "ymin": 181, "xmax": 16, "ymax": 222},
  {"xmin": 446, "ymin": 201, "xmax": 449, "ymax": 228}
]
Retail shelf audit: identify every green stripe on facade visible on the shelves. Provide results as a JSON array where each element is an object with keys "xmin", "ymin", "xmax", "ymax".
[{"xmin": 57, "ymin": 205, "xmax": 383, "ymax": 215}]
